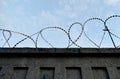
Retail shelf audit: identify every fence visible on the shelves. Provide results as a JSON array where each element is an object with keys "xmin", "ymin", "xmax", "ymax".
[{"xmin": 0, "ymin": 15, "xmax": 120, "ymax": 48}]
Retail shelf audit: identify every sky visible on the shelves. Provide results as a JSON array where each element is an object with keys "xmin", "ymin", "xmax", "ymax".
[{"xmin": 0, "ymin": 0, "xmax": 120, "ymax": 48}]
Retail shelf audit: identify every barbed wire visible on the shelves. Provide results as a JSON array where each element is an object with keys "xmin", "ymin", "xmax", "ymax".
[{"xmin": 0, "ymin": 15, "xmax": 120, "ymax": 48}]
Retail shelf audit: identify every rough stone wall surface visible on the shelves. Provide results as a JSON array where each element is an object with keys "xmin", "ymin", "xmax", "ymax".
[{"xmin": 0, "ymin": 48, "xmax": 120, "ymax": 79}]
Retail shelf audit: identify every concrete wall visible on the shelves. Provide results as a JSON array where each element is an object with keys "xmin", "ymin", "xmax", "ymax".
[{"xmin": 0, "ymin": 48, "xmax": 120, "ymax": 79}]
